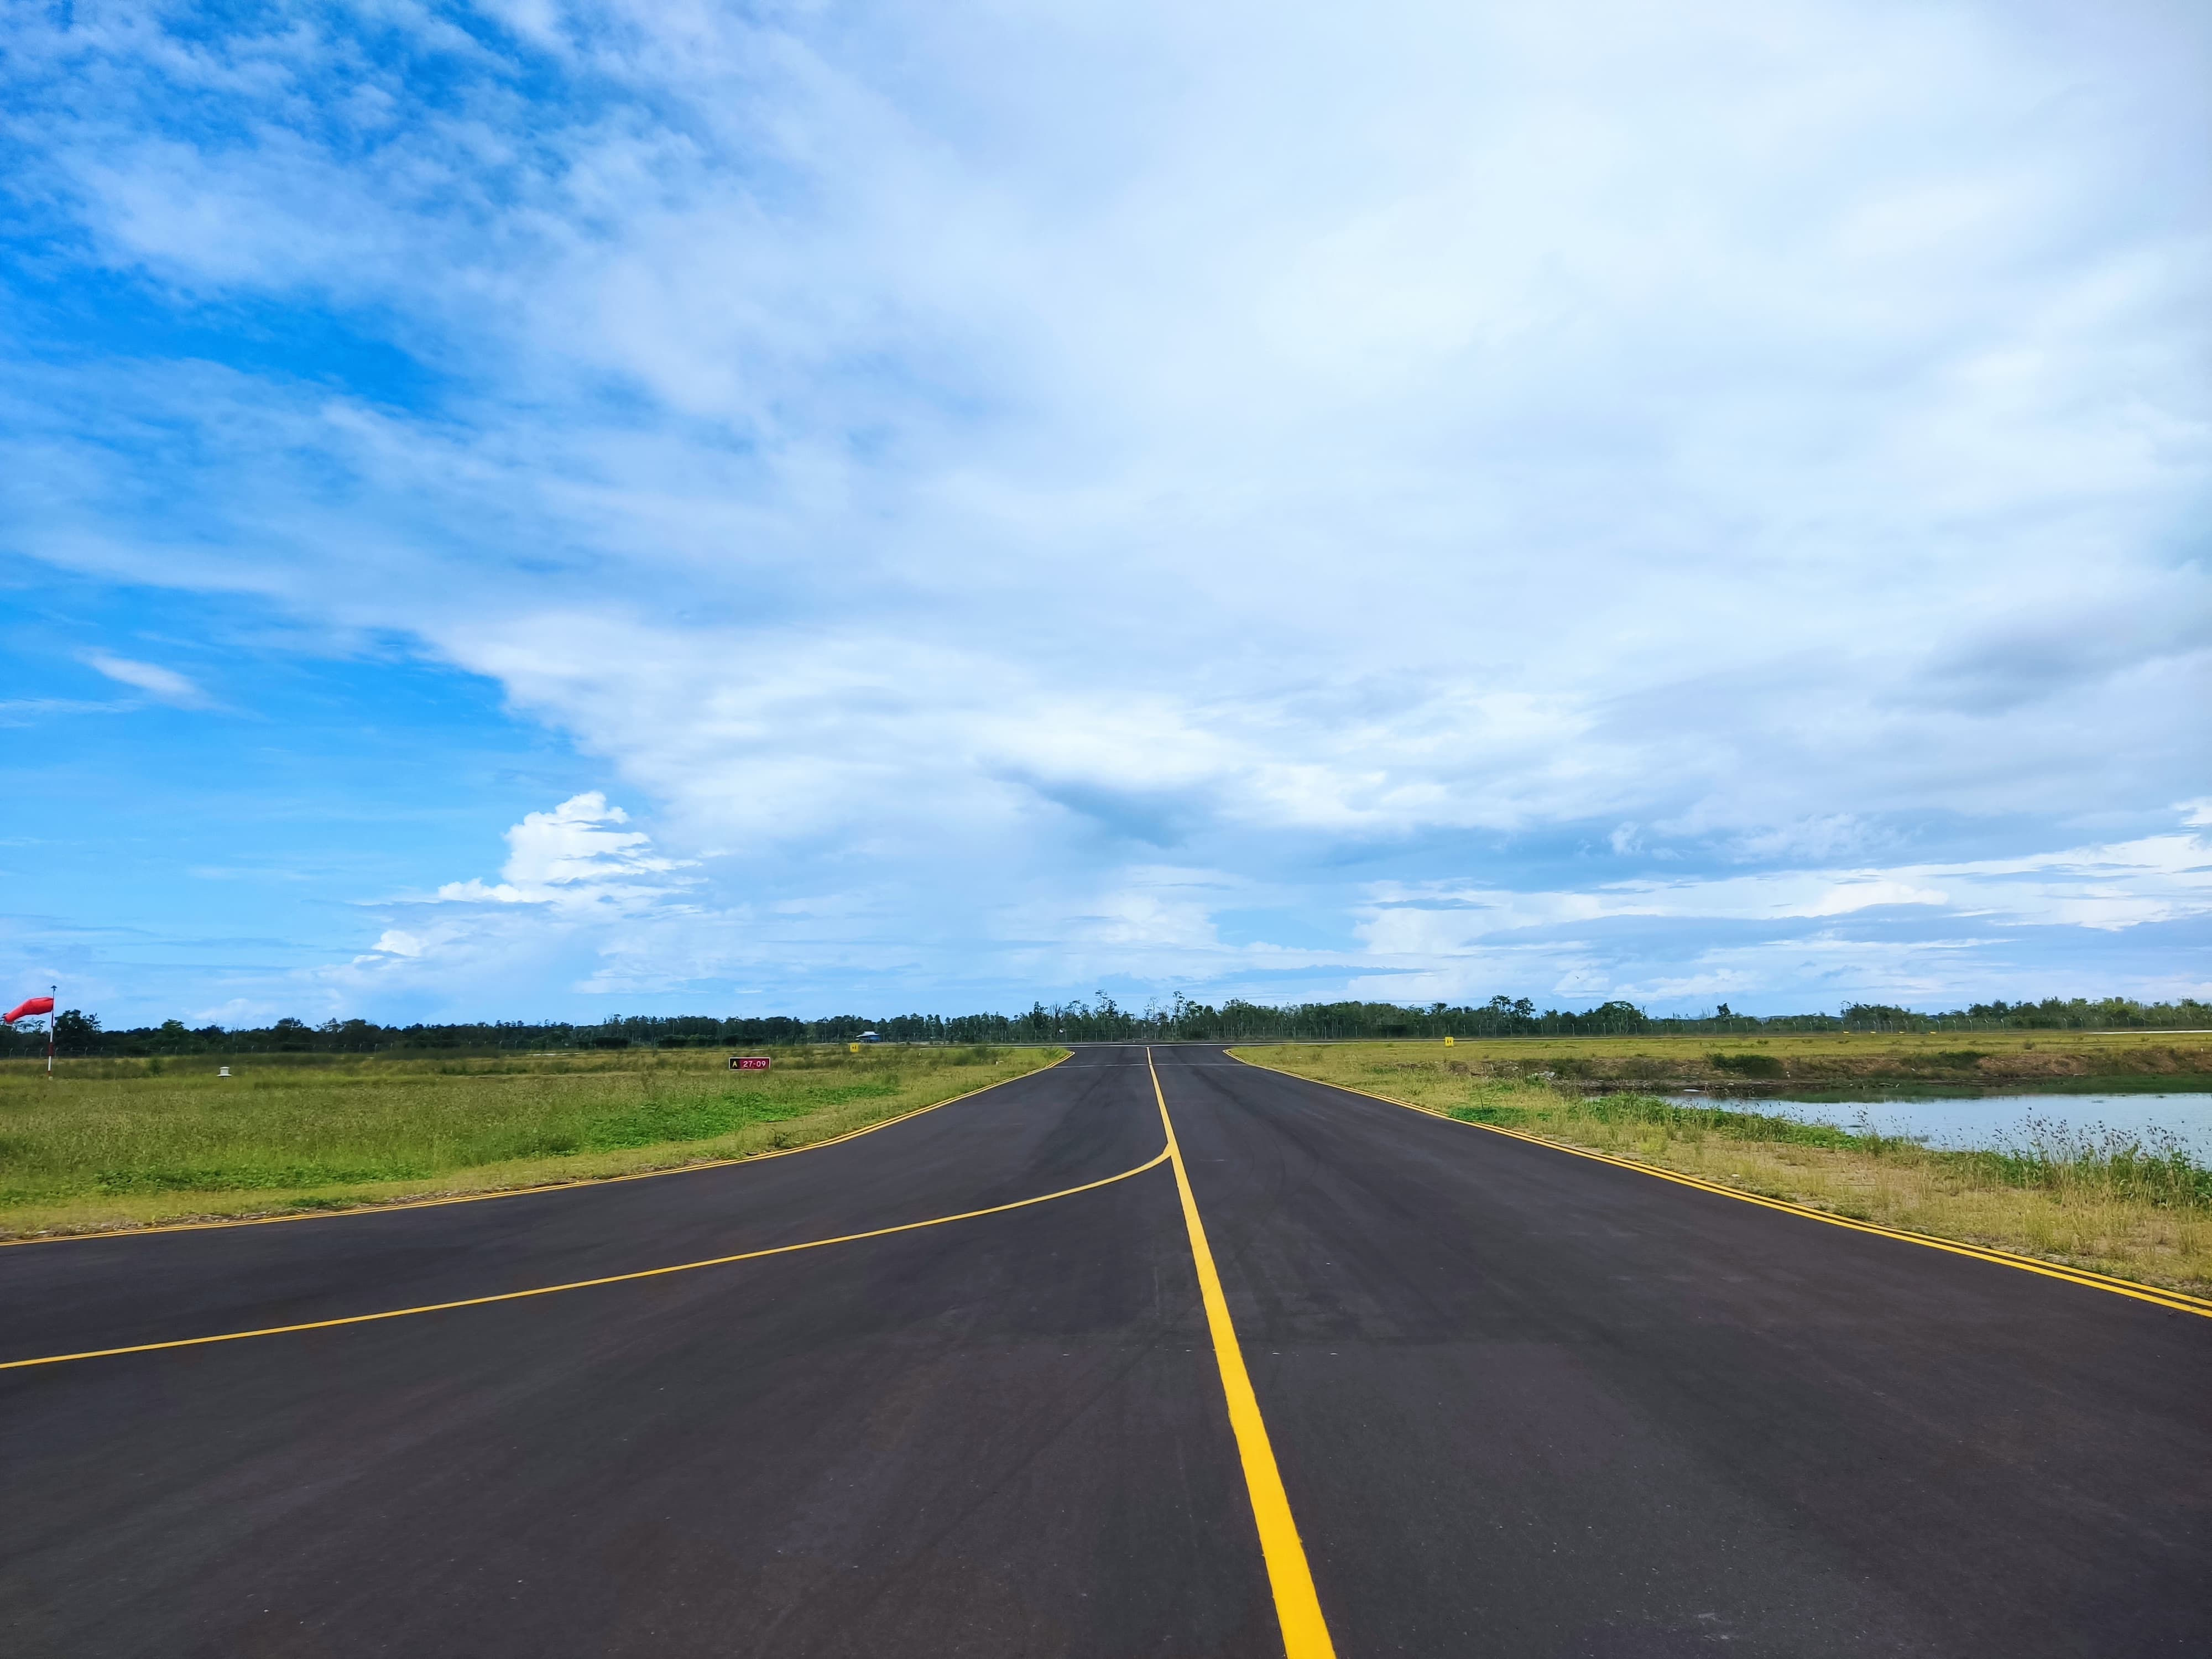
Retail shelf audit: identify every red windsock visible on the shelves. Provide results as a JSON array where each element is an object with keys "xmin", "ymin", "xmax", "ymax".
[{"xmin": 4, "ymin": 997, "xmax": 55, "ymax": 1025}]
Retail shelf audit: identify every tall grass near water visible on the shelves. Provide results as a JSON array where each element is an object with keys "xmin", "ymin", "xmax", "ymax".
[
  {"xmin": 1475, "ymin": 1091, "xmax": 2212, "ymax": 1212},
  {"xmin": 0, "ymin": 1045, "xmax": 1058, "ymax": 1237}
]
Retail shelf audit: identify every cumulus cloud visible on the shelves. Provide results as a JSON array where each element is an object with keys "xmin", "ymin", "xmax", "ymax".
[
  {"xmin": 426, "ymin": 793, "xmax": 692, "ymax": 915},
  {"xmin": 330, "ymin": 795, "xmax": 703, "ymax": 1003}
]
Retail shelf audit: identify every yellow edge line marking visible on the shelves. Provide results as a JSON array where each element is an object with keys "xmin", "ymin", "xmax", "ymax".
[
  {"xmin": 1228, "ymin": 1051, "xmax": 2212, "ymax": 1321},
  {"xmin": 0, "ymin": 1051, "xmax": 1073, "ymax": 1250},
  {"xmin": 1, "ymin": 1142, "xmax": 1170, "ymax": 1372},
  {"xmin": 1149, "ymin": 1047, "xmax": 1337, "ymax": 1659}
]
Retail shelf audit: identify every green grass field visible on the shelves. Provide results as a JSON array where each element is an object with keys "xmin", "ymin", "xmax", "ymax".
[
  {"xmin": 0, "ymin": 1044, "xmax": 1062, "ymax": 1238},
  {"xmin": 1237, "ymin": 1039, "xmax": 2212, "ymax": 1295}
]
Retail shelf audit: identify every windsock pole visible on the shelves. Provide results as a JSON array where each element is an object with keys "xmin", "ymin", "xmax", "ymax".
[{"xmin": 47, "ymin": 983, "xmax": 55, "ymax": 1077}]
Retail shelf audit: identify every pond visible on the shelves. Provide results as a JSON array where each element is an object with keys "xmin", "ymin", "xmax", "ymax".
[{"xmin": 1667, "ymin": 1089, "xmax": 2212, "ymax": 1160}]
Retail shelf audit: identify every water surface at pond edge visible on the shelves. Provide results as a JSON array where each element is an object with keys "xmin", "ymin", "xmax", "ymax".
[{"xmin": 1650, "ymin": 1089, "xmax": 2212, "ymax": 1160}]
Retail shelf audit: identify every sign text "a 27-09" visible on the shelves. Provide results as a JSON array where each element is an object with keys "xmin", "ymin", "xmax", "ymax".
[{"xmin": 730, "ymin": 1056, "xmax": 771, "ymax": 1071}]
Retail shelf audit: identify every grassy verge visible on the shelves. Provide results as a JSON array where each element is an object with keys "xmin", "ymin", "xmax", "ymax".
[
  {"xmin": 0, "ymin": 1045, "xmax": 1063, "ymax": 1239},
  {"xmin": 1262, "ymin": 1027, "xmax": 2212, "ymax": 1092},
  {"xmin": 1234, "ymin": 1042, "xmax": 2212, "ymax": 1296}
]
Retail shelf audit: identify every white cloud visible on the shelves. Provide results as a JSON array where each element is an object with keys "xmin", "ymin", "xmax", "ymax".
[
  {"xmin": 1364, "ymin": 832, "xmax": 2212, "ymax": 947},
  {"xmin": 424, "ymin": 794, "xmax": 692, "ymax": 916},
  {"xmin": 81, "ymin": 653, "xmax": 213, "ymax": 708},
  {"xmin": 1336, "ymin": 829, "xmax": 2212, "ymax": 1007},
  {"xmin": 306, "ymin": 792, "xmax": 742, "ymax": 1007}
]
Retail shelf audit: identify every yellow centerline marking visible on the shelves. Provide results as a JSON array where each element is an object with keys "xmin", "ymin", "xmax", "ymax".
[
  {"xmin": 0, "ymin": 1051, "xmax": 1072, "ymax": 1249},
  {"xmin": 0, "ymin": 1142, "xmax": 1170, "ymax": 1372},
  {"xmin": 1148, "ymin": 1047, "xmax": 1338, "ymax": 1659},
  {"xmin": 1229, "ymin": 1051, "xmax": 2212, "ymax": 1321}
]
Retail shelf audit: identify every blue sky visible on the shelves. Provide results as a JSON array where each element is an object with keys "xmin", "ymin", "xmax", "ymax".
[{"xmin": 3, "ymin": 0, "xmax": 2208, "ymax": 1027}]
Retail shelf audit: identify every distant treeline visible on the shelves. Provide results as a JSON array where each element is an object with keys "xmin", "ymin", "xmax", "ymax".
[{"xmin": 7, "ymin": 993, "xmax": 2208, "ymax": 1060}]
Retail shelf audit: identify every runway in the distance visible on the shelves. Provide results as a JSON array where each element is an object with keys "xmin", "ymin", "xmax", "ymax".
[{"xmin": 3, "ymin": 1046, "xmax": 2206, "ymax": 1657}]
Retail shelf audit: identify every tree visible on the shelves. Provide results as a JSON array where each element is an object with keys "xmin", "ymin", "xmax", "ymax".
[{"xmin": 53, "ymin": 1010, "xmax": 102, "ymax": 1053}]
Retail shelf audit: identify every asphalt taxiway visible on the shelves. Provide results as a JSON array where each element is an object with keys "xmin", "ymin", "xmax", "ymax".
[{"xmin": 3, "ymin": 1045, "xmax": 2205, "ymax": 1656}]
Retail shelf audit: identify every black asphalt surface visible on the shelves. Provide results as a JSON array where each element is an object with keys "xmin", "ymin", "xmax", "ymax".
[{"xmin": 3, "ymin": 1046, "xmax": 2206, "ymax": 1657}]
